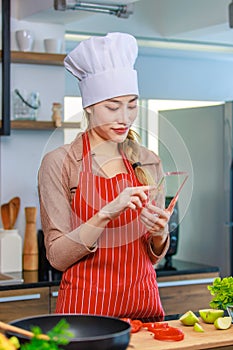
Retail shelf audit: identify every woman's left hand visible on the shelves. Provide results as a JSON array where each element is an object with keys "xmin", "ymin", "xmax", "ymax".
[{"xmin": 140, "ymin": 202, "xmax": 171, "ymax": 236}]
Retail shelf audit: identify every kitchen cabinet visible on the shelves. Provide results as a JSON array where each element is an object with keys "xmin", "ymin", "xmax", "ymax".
[
  {"xmin": 50, "ymin": 286, "xmax": 59, "ymax": 313},
  {"xmin": 0, "ymin": 287, "xmax": 50, "ymax": 323},
  {"xmin": 157, "ymin": 271, "xmax": 219, "ymax": 315},
  {"xmin": 0, "ymin": 285, "xmax": 60, "ymax": 322}
]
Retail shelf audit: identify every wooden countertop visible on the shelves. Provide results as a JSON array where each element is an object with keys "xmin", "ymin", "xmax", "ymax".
[{"xmin": 128, "ymin": 318, "xmax": 233, "ymax": 349}]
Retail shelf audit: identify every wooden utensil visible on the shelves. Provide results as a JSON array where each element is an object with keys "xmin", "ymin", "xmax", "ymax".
[
  {"xmin": 0, "ymin": 321, "xmax": 50, "ymax": 340},
  {"xmin": 9, "ymin": 197, "xmax": 20, "ymax": 228},
  {"xmin": 23, "ymin": 207, "xmax": 38, "ymax": 271},
  {"xmin": 8, "ymin": 201, "xmax": 15, "ymax": 229},
  {"xmin": 1, "ymin": 203, "xmax": 11, "ymax": 230},
  {"xmin": 1, "ymin": 197, "xmax": 20, "ymax": 230}
]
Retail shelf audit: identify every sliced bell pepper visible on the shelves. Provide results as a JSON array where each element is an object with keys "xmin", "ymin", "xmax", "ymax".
[
  {"xmin": 143, "ymin": 322, "xmax": 169, "ymax": 332},
  {"xmin": 153, "ymin": 326, "xmax": 184, "ymax": 341},
  {"xmin": 130, "ymin": 319, "xmax": 143, "ymax": 333},
  {"xmin": 120, "ymin": 318, "xmax": 184, "ymax": 341},
  {"xmin": 120, "ymin": 318, "xmax": 143, "ymax": 333}
]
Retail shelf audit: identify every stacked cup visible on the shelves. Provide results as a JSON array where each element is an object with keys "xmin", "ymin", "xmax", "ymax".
[{"xmin": 44, "ymin": 38, "xmax": 62, "ymax": 53}]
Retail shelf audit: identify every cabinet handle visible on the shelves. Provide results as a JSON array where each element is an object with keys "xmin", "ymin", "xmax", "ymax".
[
  {"xmin": 0, "ymin": 293, "xmax": 41, "ymax": 303},
  {"xmin": 158, "ymin": 277, "xmax": 215, "ymax": 288},
  {"xmin": 51, "ymin": 291, "xmax": 58, "ymax": 298}
]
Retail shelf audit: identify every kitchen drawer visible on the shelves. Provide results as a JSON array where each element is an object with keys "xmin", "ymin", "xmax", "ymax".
[
  {"xmin": 50, "ymin": 286, "xmax": 59, "ymax": 313},
  {"xmin": 158, "ymin": 271, "xmax": 220, "ymax": 315},
  {"xmin": 0, "ymin": 287, "xmax": 50, "ymax": 322}
]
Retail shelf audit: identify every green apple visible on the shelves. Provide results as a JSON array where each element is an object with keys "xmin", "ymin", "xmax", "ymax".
[
  {"xmin": 199, "ymin": 309, "xmax": 224, "ymax": 324},
  {"xmin": 179, "ymin": 310, "xmax": 199, "ymax": 326},
  {"xmin": 193, "ymin": 322, "xmax": 204, "ymax": 332},
  {"xmin": 214, "ymin": 316, "xmax": 232, "ymax": 330}
]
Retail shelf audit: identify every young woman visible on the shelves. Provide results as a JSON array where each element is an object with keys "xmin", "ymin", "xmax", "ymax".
[{"xmin": 38, "ymin": 32, "xmax": 171, "ymax": 321}]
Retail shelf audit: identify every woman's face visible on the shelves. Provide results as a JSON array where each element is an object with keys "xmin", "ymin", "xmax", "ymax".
[{"xmin": 85, "ymin": 95, "xmax": 138, "ymax": 143}]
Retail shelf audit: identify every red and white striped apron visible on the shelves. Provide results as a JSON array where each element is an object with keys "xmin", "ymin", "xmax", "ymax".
[{"xmin": 56, "ymin": 132, "xmax": 164, "ymax": 321}]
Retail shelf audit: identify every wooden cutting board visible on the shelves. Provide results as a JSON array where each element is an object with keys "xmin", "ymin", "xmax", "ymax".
[{"xmin": 127, "ymin": 318, "xmax": 233, "ymax": 349}]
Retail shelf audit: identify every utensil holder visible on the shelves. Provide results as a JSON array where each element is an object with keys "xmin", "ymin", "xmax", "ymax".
[{"xmin": 0, "ymin": 229, "xmax": 22, "ymax": 273}]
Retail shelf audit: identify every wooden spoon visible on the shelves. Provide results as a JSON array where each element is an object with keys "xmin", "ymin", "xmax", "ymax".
[
  {"xmin": 0, "ymin": 321, "xmax": 50, "ymax": 341},
  {"xmin": 8, "ymin": 202, "xmax": 15, "ymax": 230},
  {"xmin": 0, "ymin": 203, "xmax": 11, "ymax": 230},
  {"xmin": 9, "ymin": 197, "xmax": 20, "ymax": 229}
]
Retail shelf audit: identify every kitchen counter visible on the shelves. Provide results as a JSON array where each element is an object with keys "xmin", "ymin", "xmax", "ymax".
[
  {"xmin": 0, "ymin": 259, "xmax": 219, "ymax": 291},
  {"xmin": 128, "ymin": 318, "xmax": 233, "ymax": 349},
  {"xmin": 0, "ymin": 270, "xmax": 61, "ymax": 291},
  {"xmin": 155, "ymin": 258, "xmax": 219, "ymax": 277}
]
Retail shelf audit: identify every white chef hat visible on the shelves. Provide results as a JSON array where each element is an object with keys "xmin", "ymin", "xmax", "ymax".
[{"xmin": 64, "ymin": 32, "xmax": 139, "ymax": 108}]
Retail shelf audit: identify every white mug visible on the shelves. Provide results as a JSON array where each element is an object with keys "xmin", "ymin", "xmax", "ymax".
[
  {"xmin": 15, "ymin": 30, "xmax": 34, "ymax": 52},
  {"xmin": 44, "ymin": 38, "xmax": 62, "ymax": 54}
]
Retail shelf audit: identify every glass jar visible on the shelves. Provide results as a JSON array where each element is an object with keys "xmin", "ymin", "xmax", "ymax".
[{"xmin": 13, "ymin": 89, "xmax": 40, "ymax": 120}]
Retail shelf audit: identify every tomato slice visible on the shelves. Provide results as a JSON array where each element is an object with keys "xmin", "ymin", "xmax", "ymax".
[{"xmin": 153, "ymin": 326, "xmax": 184, "ymax": 341}]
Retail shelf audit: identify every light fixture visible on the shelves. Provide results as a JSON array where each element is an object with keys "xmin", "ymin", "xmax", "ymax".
[
  {"xmin": 54, "ymin": 0, "xmax": 134, "ymax": 18},
  {"xmin": 65, "ymin": 33, "xmax": 233, "ymax": 57},
  {"xmin": 229, "ymin": 0, "xmax": 233, "ymax": 28}
]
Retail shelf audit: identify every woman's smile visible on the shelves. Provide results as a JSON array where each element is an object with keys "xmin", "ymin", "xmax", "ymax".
[{"xmin": 112, "ymin": 127, "xmax": 129, "ymax": 135}]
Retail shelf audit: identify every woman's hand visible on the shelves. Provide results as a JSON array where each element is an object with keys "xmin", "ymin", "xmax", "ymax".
[
  {"xmin": 99, "ymin": 185, "xmax": 154, "ymax": 220},
  {"xmin": 140, "ymin": 202, "xmax": 171, "ymax": 237}
]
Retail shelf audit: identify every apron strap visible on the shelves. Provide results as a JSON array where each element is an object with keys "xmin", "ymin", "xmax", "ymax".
[
  {"xmin": 82, "ymin": 132, "xmax": 92, "ymax": 173},
  {"xmin": 82, "ymin": 131, "xmax": 136, "ymax": 179},
  {"xmin": 120, "ymin": 148, "xmax": 136, "ymax": 177}
]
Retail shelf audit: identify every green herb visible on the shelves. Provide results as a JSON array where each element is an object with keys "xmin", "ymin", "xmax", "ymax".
[
  {"xmin": 208, "ymin": 276, "xmax": 233, "ymax": 310},
  {"xmin": 20, "ymin": 319, "xmax": 74, "ymax": 350}
]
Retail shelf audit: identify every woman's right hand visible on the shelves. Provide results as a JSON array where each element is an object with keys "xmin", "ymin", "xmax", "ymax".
[{"xmin": 99, "ymin": 185, "xmax": 155, "ymax": 220}]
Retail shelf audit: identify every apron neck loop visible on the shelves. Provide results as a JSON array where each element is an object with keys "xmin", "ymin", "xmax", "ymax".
[
  {"xmin": 82, "ymin": 132, "xmax": 92, "ymax": 173},
  {"xmin": 119, "ymin": 148, "xmax": 135, "ymax": 176},
  {"xmin": 82, "ymin": 131, "xmax": 136, "ymax": 178}
]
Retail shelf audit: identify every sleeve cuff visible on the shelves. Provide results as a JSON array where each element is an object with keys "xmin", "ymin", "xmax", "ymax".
[
  {"xmin": 148, "ymin": 234, "xmax": 170, "ymax": 264},
  {"xmin": 86, "ymin": 242, "xmax": 98, "ymax": 252}
]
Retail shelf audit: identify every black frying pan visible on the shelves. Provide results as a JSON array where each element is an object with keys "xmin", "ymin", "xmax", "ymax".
[{"xmin": 8, "ymin": 314, "xmax": 131, "ymax": 350}]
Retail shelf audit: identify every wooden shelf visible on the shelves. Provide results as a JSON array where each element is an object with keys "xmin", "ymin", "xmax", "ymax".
[
  {"xmin": 10, "ymin": 51, "xmax": 66, "ymax": 66},
  {"xmin": 11, "ymin": 120, "xmax": 81, "ymax": 130}
]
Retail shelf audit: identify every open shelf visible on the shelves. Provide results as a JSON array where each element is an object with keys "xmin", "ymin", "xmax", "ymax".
[
  {"xmin": 11, "ymin": 120, "xmax": 81, "ymax": 130},
  {"xmin": 0, "ymin": 51, "xmax": 76, "ymax": 131},
  {"xmin": 10, "ymin": 51, "xmax": 66, "ymax": 66}
]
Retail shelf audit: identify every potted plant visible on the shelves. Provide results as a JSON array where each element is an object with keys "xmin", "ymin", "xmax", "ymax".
[{"xmin": 208, "ymin": 276, "xmax": 233, "ymax": 320}]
